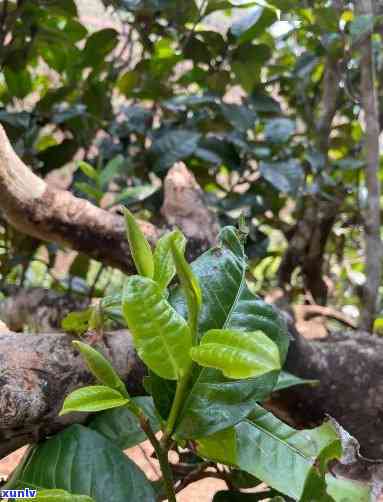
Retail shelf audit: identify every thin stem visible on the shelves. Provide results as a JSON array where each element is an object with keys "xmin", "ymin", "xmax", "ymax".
[
  {"xmin": 138, "ymin": 414, "xmax": 177, "ymax": 502},
  {"xmin": 127, "ymin": 401, "xmax": 176, "ymax": 502},
  {"xmin": 165, "ymin": 364, "xmax": 192, "ymax": 438}
]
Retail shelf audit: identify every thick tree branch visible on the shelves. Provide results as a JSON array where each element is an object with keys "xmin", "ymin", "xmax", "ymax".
[
  {"xmin": 357, "ymin": 0, "xmax": 382, "ymax": 331},
  {"xmin": 0, "ymin": 328, "xmax": 145, "ymax": 459},
  {"xmin": 0, "ymin": 126, "xmax": 218, "ymax": 272},
  {"xmin": 1, "ymin": 316, "xmax": 383, "ymax": 459}
]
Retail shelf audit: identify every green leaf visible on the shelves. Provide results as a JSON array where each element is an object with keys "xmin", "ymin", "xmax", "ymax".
[
  {"xmin": 99, "ymin": 155, "xmax": 124, "ymax": 189},
  {"xmin": 170, "ymin": 235, "xmax": 202, "ymax": 338},
  {"xmin": 145, "ymin": 370, "xmax": 176, "ymax": 420},
  {"xmin": 274, "ymin": 371, "xmax": 319, "ymax": 392},
  {"xmin": 60, "ymin": 386, "xmax": 128, "ymax": 415},
  {"xmin": 117, "ymin": 70, "xmax": 139, "ymax": 96},
  {"xmin": 77, "ymin": 161, "xmax": 98, "ymax": 181},
  {"xmin": 72, "ymin": 341, "xmax": 127, "ymax": 396},
  {"xmin": 220, "ymin": 103, "xmax": 257, "ymax": 132},
  {"xmin": 124, "ymin": 208, "xmax": 154, "ymax": 278},
  {"xmin": 260, "ymin": 159, "xmax": 304, "ymax": 195},
  {"xmin": 153, "ymin": 229, "xmax": 186, "ymax": 291},
  {"xmin": 151, "ymin": 130, "xmax": 201, "ymax": 171},
  {"xmin": 264, "ymin": 118, "xmax": 295, "ymax": 144},
  {"xmin": 16, "ymin": 489, "xmax": 94, "ymax": 502},
  {"xmin": 325, "ymin": 473, "xmax": 371, "ymax": 501},
  {"xmin": 198, "ymin": 406, "xmax": 342, "ymax": 500},
  {"xmin": 4, "ymin": 67, "xmax": 32, "ymax": 99},
  {"xmin": 7, "ymin": 425, "xmax": 156, "ymax": 502},
  {"xmin": 197, "ymin": 427, "xmax": 237, "ymax": 465},
  {"xmin": 112, "ymin": 185, "xmax": 158, "ymax": 207},
  {"xmin": 169, "ymin": 227, "xmax": 288, "ymax": 438},
  {"xmin": 235, "ymin": 406, "xmax": 341, "ymax": 500},
  {"xmin": 61, "ymin": 309, "xmax": 92, "ymax": 334},
  {"xmin": 171, "ymin": 227, "xmax": 289, "ymax": 359},
  {"xmin": 122, "ymin": 275, "xmax": 192, "ymax": 380},
  {"xmin": 230, "ymin": 7, "xmax": 277, "ymax": 44},
  {"xmin": 190, "ymin": 329, "xmax": 280, "ymax": 379},
  {"xmin": 89, "ymin": 396, "xmax": 159, "ymax": 449},
  {"xmin": 82, "ymin": 28, "xmax": 119, "ymax": 66},
  {"xmin": 100, "ymin": 294, "xmax": 124, "ymax": 324}
]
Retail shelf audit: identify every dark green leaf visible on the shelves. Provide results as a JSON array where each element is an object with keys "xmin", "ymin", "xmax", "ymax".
[
  {"xmin": 235, "ymin": 406, "xmax": 341, "ymax": 500},
  {"xmin": 4, "ymin": 67, "xmax": 32, "ymax": 99},
  {"xmin": 83, "ymin": 29, "xmax": 119, "ymax": 66},
  {"xmin": 89, "ymin": 396, "xmax": 159, "ymax": 449},
  {"xmin": 198, "ymin": 406, "xmax": 341, "ymax": 500},
  {"xmin": 151, "ymin": 130, "xmax": 201, "ymax": 171},
  {"xmin": 264, "ymin": 118, "xmax": 295, "ymax": 144},
  {"xmin": 37, "ymin": 139, "xmax": 78, "ymax": 174},
  {"xmin": 260, "ymin": 159, "xmax": 304, "ymax": 195},
  {"xmin": 230, "ymin": 7, "xmax": 277, "ymax": 44},
  {"xmin": 274, "ymin": 371, "xmax": 319, "ymax": 392},
  {"xmin": 168, "ymin": 227, "xmax": 288, "ymax": 438},
  {"xmin": 220, "ymin": 103, "xmax": 257, "ymax": 132},
  {"xmin": 7, "ymin": 425, "xmax": 156, "ymax": 502},
  {"xmin": 99, "ymin": 155, "xmax": 124, "ymax": 189},
  {"xmin": 117, "ymin": 71, "xmax": 139, "ymax": 96}
]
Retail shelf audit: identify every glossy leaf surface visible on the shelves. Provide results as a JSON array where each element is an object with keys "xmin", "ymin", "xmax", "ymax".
[
  {"xmin": 153, "ymin": 229, "xmax": 186, "ymax": 291},
  {"xmin": 171, "ymin": 235, "xmax": 202, "ymax": 338},
  {"xmin": 7, "ymin": 425, "xmax": 156, "ymax": 502},
  {"xmin": 124, "ymin": 208, "xmax": 154, "ymax": 278},
  {"xmin": 190, "ymin": 329, "xmax": 280, "ymax": 378},
  {"xmin": 73, "ymin": 341, "xmax": 127, "ymax": 396},
  {"xmin": 168, "ymin": 227, "xmax": 288, "ymax": 438},
  {"xmin": 198, "ymin": 405, "xmax": 342, "ymax": 501},
  {"xmin": 123, "ymin": 275, "xmax": 192, "ymax": 379},
  {"xmin": 60, "ymin": 386, "xmax": 128, "ymax": 415},
  {"xmin": 274, "ymin": 371, "xmax": 319, "ymax": 392},
  {"xmin": 89, "ymin": 396, "xmax": 159, "ymax": 449}
]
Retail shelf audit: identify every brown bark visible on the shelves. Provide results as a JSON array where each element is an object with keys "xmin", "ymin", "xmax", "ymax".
[
  {"xmin": 0, "ymin": 125, "xmax": 218, "ymax": 272},
  {"xmin": 0, "ymin": 328, "xmax": 145, "ymax": 459},
  {"xmin": 280, "ymin": 327, "xmax": 383, "ymax": 459},
  {"xmin": 357, "ymin": 0, "xmax": 382, "ymax": 331},
  {"xmin": 0, "ymin": 288, "xmax": 89, "ymax": 332}
]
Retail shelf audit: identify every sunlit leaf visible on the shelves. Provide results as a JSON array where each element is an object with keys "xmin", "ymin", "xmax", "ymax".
[
  {"xmin": 122, "ymin": 275, "xmax": 192, "ymax": 380},
  {"xmin": 60, "ymin": 386, "xmax": 128, "ymax": 415},
  {"xmin": 190, "ymin": 329, "xmax": 280, "ymax": 378},
  {"xmin": 124, "ymin": 208, "xmax": 154, "ymax": 278}
]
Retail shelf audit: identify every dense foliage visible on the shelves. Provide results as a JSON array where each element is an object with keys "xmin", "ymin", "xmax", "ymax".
[
  {"xmin": 6, "ymin": 217, "xmax": 372, "ymax": 501},
  {"xmin": 1, "ymin": 0, "xmax": 382, "ymax": 324},
  {"xmin": 0, "ymin": 0, "xmax": 381, "ymax": 499}
]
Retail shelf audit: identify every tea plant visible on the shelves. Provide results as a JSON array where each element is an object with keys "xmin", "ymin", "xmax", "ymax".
[{"xmin": 6, "ymin": 212, "xmax": 371, "ymax": 501}]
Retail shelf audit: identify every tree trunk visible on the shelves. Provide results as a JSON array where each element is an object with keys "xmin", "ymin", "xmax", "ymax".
[{"xmin": 357, "ymin": 0, "xmax": 382, "ymax": 331}]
